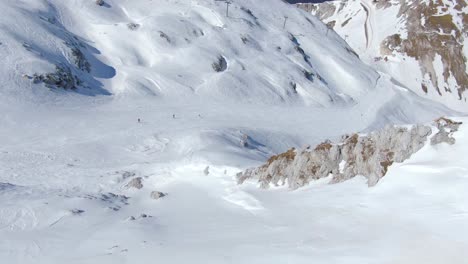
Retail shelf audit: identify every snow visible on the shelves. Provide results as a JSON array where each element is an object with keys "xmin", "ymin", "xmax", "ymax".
[
  {"xmin": 0, "ymin": 0, "xmax": 467, "ymax": 263},
  {"xmin": 2, "ymin": 116, "xmax": 468, "ymax": 263},
  {"xmin": 338, "ymin": 160, "xmax": 346, "ymax": 173}
]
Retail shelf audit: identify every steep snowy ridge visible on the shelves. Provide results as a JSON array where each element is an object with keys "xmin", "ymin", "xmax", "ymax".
[
  {"xmin": 0, "ymin": 0, "xmax": 115, "ymax": 104},
  {"xmin": 0, "ymin": 0, "xmax": 380, "ymax": 107},
  {"xmin": 298, "ymin": 0, "xmax": 468, "ymax": 112}
]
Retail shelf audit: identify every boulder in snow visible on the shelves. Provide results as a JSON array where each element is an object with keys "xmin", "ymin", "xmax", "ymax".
[{"xmin": 150, "ymin": 191, "xmax": 167, "ymax": 200}]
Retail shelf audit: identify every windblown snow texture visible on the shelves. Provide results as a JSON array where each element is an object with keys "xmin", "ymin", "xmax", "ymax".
[{"xmin": 0, "ymin": 0, "xmax": 466, "ymax": 263}]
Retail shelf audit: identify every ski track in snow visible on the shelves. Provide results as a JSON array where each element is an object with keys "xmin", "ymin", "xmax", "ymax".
[
  {"xmin": 192, "ymin": 4, "xmax": 225, "ymax": 28},
  {"xmin": 360, "ymin": 0, "xmax": 374, "ymax": 50}
]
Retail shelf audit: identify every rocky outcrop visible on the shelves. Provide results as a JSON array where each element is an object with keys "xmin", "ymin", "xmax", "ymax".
[
  {"xmin": 380, "ymin": 0, "xmax": 468, "ymax": 99},
  {"xmin": 32, "ymin": 65, "xmax": 80, "ymax": 90},
  {"xmin": 150, "ymin": 191, "xmax": 167, "ymax": 200},
  {"xmin": 70, "ymin": 46, "xmax": 91, "ymax": 73},
  {"xmin": 298, "ymin": 0, "xmax": 468, "ymax": 108},
  {"xmin": 297, "ymin": 2, "xmax": 338, "ymax": 21},
  {"xmin": 237, "ymin": 118, "xmax": 462, "ymax": 189},
  {"xmin": 127, "ymin": 23, "xmax": 140, "ymax": 31},
  {"xmin": 212, "ymin": 56, "xmax": 227, "ymax": 72},
  {"xmin": 430, "ymin": 117, "xmax": 462, "ymax": 145},
  {"xmin": 125, "ymin": 177, "xmax": 144, "ymax": 189}
]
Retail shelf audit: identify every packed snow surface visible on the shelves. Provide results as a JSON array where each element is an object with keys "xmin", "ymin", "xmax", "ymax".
[{"xmin": 0, "ymin": 0, "xmax": 466, "ymax": 263}]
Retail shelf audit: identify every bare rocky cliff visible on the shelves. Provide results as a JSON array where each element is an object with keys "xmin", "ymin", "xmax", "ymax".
[
  {"xmin": 297, "ymin": 0, "xmax": 468, "ymax": 111},
  {"xmin": 237, "ymin": 118, "xmax": 462, "ymax": 189},
  {"xmin": 381, "ymin": 0, "xmax": 467, "ymax": 99}
]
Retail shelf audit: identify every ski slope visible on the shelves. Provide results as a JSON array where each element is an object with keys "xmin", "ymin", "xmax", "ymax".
[{"xmin": 0, "ymin": 0, "xmax": 466, "ymax": 263}]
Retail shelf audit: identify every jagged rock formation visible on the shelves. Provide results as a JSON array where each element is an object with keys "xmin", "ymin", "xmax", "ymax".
[
  {"xmin": 211, "ymin": 56, "xmax": 227, "ymax": 72},
  {"xmin": 32, "ymin": 65, "xmax": 80, "ymax": 90},
  {"xmin": 29, "ymin": 15, "xmax": 92, "ymax": 90},
  {"xmin": 297, "ymin": 2, "xmax": 339, "ymax": 22},
  {"xmin": 237, "ymin": 118, "xmax": 462, "ymax": 189},
  {"xmin": 127, "ymin": 23, "xmax": 140, "ymax": 31},
  {"xmin": 431, "ymin": 117, "xmax": 463, "ymax": 145},
  {"xmin": 297, "ymin": 0, "xmax": 468, "ymax": 111},
  {"xmin": 380, "ymin": 0, "xmax": 467, "ymax": 99}
]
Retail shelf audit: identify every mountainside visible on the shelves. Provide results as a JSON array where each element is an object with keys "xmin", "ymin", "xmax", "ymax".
[
  {"xmin": 0, "ymin": 0, "xmax": 467, "ymax": 263},
  {"xmin": 298, "ymin": 0, "xmax": 468, "ymax": 112},
  {"xmin": 0, "ymin": 0, "xmax": 381, "ymax": 107},
  {"xmin": 0, "ymin": 0, "xmax": 453, "ymax": 169}
]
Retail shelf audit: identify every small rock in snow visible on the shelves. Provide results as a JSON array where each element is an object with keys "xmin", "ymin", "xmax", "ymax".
[
  {"xmin": 71, "ymin": 209, "xmax": 85, "ymax": 215},
  {"xmin": 125, "ymin": 177, "xmax": 143, "ymax": 189},
  {"xmin": 150, "ymin": 191, "xmax": 166, "ymax": 200},
  {"xmin": 204, "ymin": 166, "xmax": 210, "ymax": 175}
]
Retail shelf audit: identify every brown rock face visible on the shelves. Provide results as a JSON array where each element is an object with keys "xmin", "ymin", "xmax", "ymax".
[
  {"xmin": 380, "ymin": 0, "xmax": 468, "ymax": 99},
  {"xmin": 298, "ymin": 0, "xmax": 468, "ymax": 104},
  {"xmin": 237, "ymin": 118, "xmax": 462, "ymax": 189}
]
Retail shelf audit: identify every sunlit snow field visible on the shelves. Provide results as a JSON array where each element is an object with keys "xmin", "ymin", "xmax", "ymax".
[{"xmin": 0, "ymin": 0, "xmax": 467, "ymax": 263}]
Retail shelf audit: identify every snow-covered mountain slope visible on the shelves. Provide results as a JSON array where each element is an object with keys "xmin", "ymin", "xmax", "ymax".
[
  {"xmin": 0, "ymin": 0, "xmax": 454, "ymax": 168},
  {"xmin": 0, "ymin": 0, "xmax": 466, "ymax": 263},
  {"xmin": 1, "ymin": 116, "xmax": 467, "ymax": 263},
  {"xmin": 0, "ymin": 0, "xmax": 382, "ymax": 107},
  {"xmin": 298, "ymin": 0, "xmax": 468, "ymax": 112},
  {"xmin": 0, "ymin": 0, "xmax": 454, "ymax": 172}
]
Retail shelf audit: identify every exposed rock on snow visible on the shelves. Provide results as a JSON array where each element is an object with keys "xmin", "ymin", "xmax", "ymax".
[
  {"xmin": 150, "ymin": 191, "xmax": 166, "ymax": 200},
  {"xmin": 430, "ymin": 117, "xmax": 462, "ymax": 145},
  {"xmin": 95, "ymin": 192, "xmax": 130, "ymax": 211},
  {"xmin": 212, "ymin": 56, "xmax": 227, "ymax": 72},
  {"xmin": 119, "ymin": 171, "xmax": 137, "ymax": 181},
  {"xmin": 204, "ymin": 166, "xmax": 210, "ymax": 176},
  {"xmin": 0, "ymin": 182, "xmax": 17, "ymax": 191},
  {"xmin": 237, "ymin": 118, "xmax": 462, "ymax": 189},
  {"xmin": 69, "ymin": 45, "xmax": 91, "ymax": 73},
  {"xmin": 380, "ymin": 3, "xmax": 467, "ymax": 99},
  {"xmin": 158, "ymin": 31, "xmax": 171, "ymax": 43},
  {"xmin": 125, "ymin": 177, "xmax": 144, "ymax": 189},
  {"xmin": 127, "ymin": 23, "xmax": 140, "ymax": 31},
  {"xmin": 71, "ymin": 209, "xmax": 85, "ymax": 215},
  {"xmin": 298, "ymin": 0, "xmax": 468, "ymax": 110},
  {"xmin": 32, "ymin": 65, "xmax": 80, "ymax": 90},
  {"xmin": 128, "ymin": 214, "xmax": 153, "ymax": 220}
]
